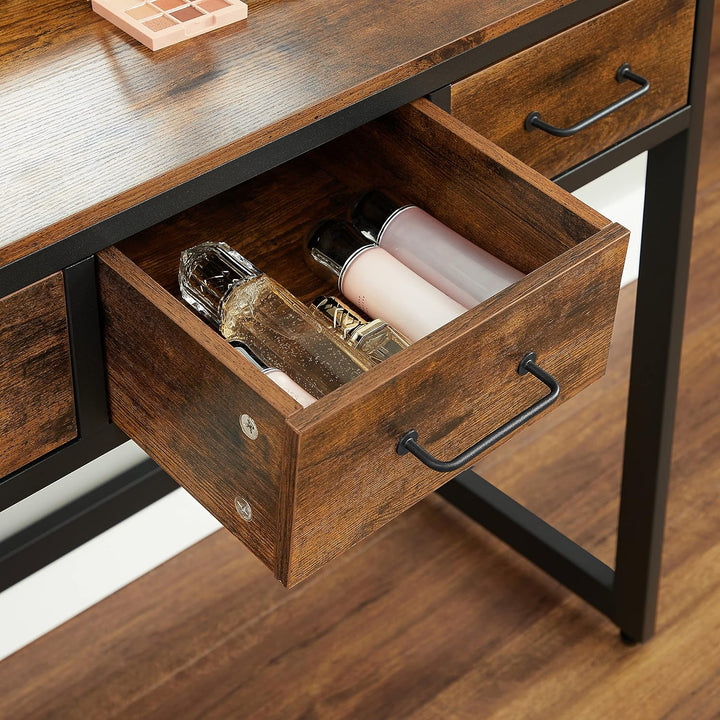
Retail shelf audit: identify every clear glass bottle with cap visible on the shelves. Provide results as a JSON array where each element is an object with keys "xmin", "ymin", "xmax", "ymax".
[
  {"xmin": 179, "ymin": 241, "xmax": 371, "ymax": 400},
  {"xmin": 309, "ymin": 295, "xmax": 409, "ymax": 364},
  {"xmin": 352, "ymin": 190, "xmax": 524, "ymax": 308},
  {"xmin": 305, "ymin": 220, "xmax": 466, "ymax": 343}
]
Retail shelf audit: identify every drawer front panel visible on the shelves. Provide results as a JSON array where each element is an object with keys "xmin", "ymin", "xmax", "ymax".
[
  {"xmin": 100, "ymin": 100, "xmax": 628, "ymax": 586},
  {"xmin": 0, "ymin": 273, "xmax": 77, "ymax": 477},
  {"xmin": 287, "ymin": 225, "xmax": 627, "ymax": 584},
  {"xmin": 451, "ymin": 0, "xmax": 695, "ymax": 177}
]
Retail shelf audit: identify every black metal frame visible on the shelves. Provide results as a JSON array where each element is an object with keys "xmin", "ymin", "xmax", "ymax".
[
  {"xmin": 0, "ymin": 461, "xmax": 176, "ymax": 593},
  {"xmin": 0, "ymin": 0, "xmax": 713, "ymax": 645},
  {"xmin": 439, "ymin": 0, "xmax": 715, "ymax": 642}
]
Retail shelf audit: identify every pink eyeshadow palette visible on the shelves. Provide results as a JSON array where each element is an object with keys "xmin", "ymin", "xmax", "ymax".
[{"xmin": 92, "ymin": 0, "xmax": 247, "ymax": 51}]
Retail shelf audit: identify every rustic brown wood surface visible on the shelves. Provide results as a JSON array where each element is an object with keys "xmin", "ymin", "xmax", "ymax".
[
  {"xmin": 0, "ymin": 6, "xmax": 717, "ymax": 719},
  {"xmin": 0, "ymin": 0, "xmax": 580, "ymax": 268},
  {"xmin": 97, "ymin": 246, "xmax": 298, "ymax": 571},
  {"xmin": 285, "ymin": 224, "xmax": 627, "ymax": 585},
  {"xmin": 452, "ymin": 0, "xmax": 695, "ymax": 177},
  {"xmin": 0, "ymin": 273, "xmax": 76, "ymax": 477},
  {"xmin": 1, "ymin": 205, "xmax": 719, "ymax": 719},
  {"xmin": 110, "ymin": 100, "xmax": 625, "ymax": 585}
]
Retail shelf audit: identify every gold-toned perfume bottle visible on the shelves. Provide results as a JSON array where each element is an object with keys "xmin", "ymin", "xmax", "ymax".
[
  {"xmin": 310, "ymin": 296, "xmax": 409, "ymax": 364},
  {"xmin": 179, "ymin": 242, "xmax": 371, "ymax": 399}
]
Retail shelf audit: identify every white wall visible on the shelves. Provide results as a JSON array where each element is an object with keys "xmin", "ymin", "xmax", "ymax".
[
  {"xmin": 573, "ymin": 152, "xmax": 647, "ymax": 287},
  {"xmin": 0, "ymin": 442, "xmax": 148, "ymax": 543},
  {"xmin": 0, "ymin": 442, "xmax": 220, "ymax": 661},
  {"xmin": 0, "ymin": 154, "xmax": 647, "ymax": 661}
]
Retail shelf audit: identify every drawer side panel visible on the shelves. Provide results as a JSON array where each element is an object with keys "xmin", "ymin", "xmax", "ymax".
[{"xmin": 98, "ymin": 247, "xmax": 289, "ymax": 571}]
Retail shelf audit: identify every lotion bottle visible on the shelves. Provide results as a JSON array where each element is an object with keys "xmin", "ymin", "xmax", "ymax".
[
  {"xmin": 230, "ymin": 342, "xmax": 316, "ymax": 408},
  {"xmin": 305, "ymin": 220, "xmax": 465, "ymax": 343},
  {"xmin": 352, "ymin": 190, "xmax": 524, "ymax": 308}
]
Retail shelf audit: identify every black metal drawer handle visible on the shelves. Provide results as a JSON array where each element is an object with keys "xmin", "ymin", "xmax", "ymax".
[
  {"xmin": 396, "ymin": 352, "xmax": 559, "ymax": 472},
  {"xmin": 524, "ymin": 64, "xmax": 650, "ymax": 138}
]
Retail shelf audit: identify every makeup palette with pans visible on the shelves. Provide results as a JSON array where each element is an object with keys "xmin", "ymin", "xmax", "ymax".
[{"xmin": 92, "ymin": 0, "xmax": 248, "ymax": 50}]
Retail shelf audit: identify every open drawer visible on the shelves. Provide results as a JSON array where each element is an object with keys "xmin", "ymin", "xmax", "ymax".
[{"xmin": 97, "ymin": 99, "xmax": 628, "ymax": 586}]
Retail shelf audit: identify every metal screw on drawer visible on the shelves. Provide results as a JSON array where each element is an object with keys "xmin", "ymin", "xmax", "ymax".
[
  {"xmin": 234, "ymin": 496, "xmax": 253, "ymax": 522},
  {"xmin": 240, "ymin": 413, "xmax": 258, "ymax": 440}
]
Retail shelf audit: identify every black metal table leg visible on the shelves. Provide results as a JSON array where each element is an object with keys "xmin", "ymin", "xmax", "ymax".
[
  {"xmin": 437, "ymin": 0, "xmax": 714, "ymax": 643},
  {"xmin": 439, "ymin": 128, "xmax": 705, "ymax": 642},
  {"xmin": 613, "ymin": 128, "xmax": 704, "ymax": 642},
  {"xmin": 611, "ymin": 0, "xmax": 714, "ymax": 641}
]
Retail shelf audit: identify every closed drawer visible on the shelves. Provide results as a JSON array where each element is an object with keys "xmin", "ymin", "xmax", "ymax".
[
  {"xmin": 451, "ymin": 0, "xmax": 695, "ymax": 177},
  {"xmin": 97, "ymin": 100, "xmax": 628, "ymax": 586},
  {"xmin": 0, "ymin": 273, "xmax": 77, "ymax": 477}
]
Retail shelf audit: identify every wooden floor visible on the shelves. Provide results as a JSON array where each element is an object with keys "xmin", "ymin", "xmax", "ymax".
[{"xmin": 2, "ymin": 16, "xmax": 719, "ymax": 720}]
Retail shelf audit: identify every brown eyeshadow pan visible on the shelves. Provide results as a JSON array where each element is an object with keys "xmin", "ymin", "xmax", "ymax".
[
  {"xmin": 143, "ymin": 14, "xmax": 177, "ymax": 30},
  {"xmin": 171, "ymin": 5, "xmax": 203, "ymax": 20},
  {"xmin": 198, "ymin": 0, "xmax": 229, "ymax": 10}
]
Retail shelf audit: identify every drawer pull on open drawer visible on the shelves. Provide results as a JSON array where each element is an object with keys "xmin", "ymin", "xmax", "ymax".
[
  {"xmin": 524, "ymin": 64, "xmax": 650, "ymax": 138},
  {"xmin": 396, "ymin": 352, "xmax": 560, "ymax": 472}
]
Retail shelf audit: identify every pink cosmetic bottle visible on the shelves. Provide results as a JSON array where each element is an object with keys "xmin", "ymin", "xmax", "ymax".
[
  {"xmin": 305, "ymin": 220, "xmax": 466, "ymax": 343},
  {"xmin": 230, "ymin": 342, "xmax": 315, "ymax": 408},
  {"xmin": 352, "ymin": 190, "xmax": 525, "ymax": 308}
]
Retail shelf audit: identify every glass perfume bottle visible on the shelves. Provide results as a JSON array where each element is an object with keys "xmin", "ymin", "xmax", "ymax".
[
  {"xmin": 352, "ymin": 190, "xmax": 525, "ymax": 308},
  {"xmin": 179, "ymin": 242, "xmax": 371, "ymax": 399},
  {"xmin": 310, "ymin": 296, "xmax": 409, "ymax": 364},
  {"xmin": 305, "ymin": 220, "xmax": 466, "ymax": 342}
]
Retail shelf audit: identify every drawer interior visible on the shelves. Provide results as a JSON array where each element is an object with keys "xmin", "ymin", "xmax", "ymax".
[
  {"xmin": 101, "ymin": 100, "xmax": 627, "ymax": 585},
  {"xmin": 117, "ymin": 103, "xmax": 604, "ymax": 319}
]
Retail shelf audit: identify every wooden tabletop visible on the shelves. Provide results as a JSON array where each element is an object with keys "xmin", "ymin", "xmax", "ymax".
[{"xmin": 0, "ymin": 0, "xmax": 573, "ymax": 268}]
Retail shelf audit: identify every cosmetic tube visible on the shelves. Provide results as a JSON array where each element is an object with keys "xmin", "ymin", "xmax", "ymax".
[
  {"xmin": 230, "ymin": 342, "xmax": 315, "ymax": 408},
  {"xmin": 305, "ymin": 220, "xmax": 465, "ymax": 342},
  {"xmin": 352, "ymin": 190, "xmax": 524, "ymax": 308}
]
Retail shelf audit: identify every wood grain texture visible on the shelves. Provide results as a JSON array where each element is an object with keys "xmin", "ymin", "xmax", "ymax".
[
  {"xmin": 97, "ymin": 246, "xmax": 298, "ymax": 571},
  {"xmin": 116, "ymin": 153, "xmax": 350, "ymax": 305},
  {"xmin": 0, "ymin": 0, "xmax": 579, "ymax": 267},
  {"xmin": 117, "ymin": 100, "xmax": 607, "ymax": 293},
  {"xmin": 0, "ymin": 273, "xmax": 76, "ymax": 477},
  {"xmin": 285, "ymin": 224, "xmax": 628, "ymax": 584},
  {"xmin": 111, "ymin": 101, "xmax": 626, "ymax": 585},
  {"xmin": 2, "ymin": 186, "xmax": 717, "ymax": 720},
  {"xmin": 0, "ymin": 4, "xmax": 718, "ymax": 716},
  {"xmin": 452, "ymin": 0, "xmax": 695, "ymax": 177},
  {"xmin": 312, "ymin": 100, "xmax": 608, "ymax": 271}
]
